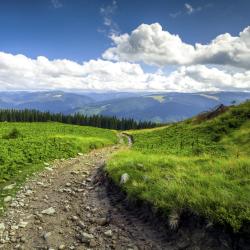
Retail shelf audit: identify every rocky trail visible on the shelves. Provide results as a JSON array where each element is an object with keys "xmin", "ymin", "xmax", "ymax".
[
  {"xmin": 0, "ymin": 135, "xmax": 246, "ymax": 250},
  {"xmin": 0, "ymin": 135, "xmax": 172, "ymax": 250}
]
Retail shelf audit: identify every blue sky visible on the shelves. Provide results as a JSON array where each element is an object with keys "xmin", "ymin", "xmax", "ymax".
[
  {"xmin": 0, "ymin": 0, "xmax": 249, "ymax": 61},
  {"xmin": 0, "ymin": 0, "xmax": 250, "ymax": 92}
]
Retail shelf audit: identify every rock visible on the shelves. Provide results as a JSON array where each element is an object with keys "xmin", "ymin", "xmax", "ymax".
[
  {"xmin": 120, "ymin": 173, "xmax": 129, "ymax": 185},
  {"xmin": 78, "ymin": 153, "xmax": 84, "ymax": 156},
  {"xmin": 71, "ymin": 216, "xmax": 78, "ymax": 221},
  {"xmin": 78, "ymin": 221, "xmax": 85, "ymax": 229},
  {"xmin": 0, "ymin": 223, "xmax": 5, "ymax": 233},
  {"xmin": 25, "ymin": 190, "xmax": 33, "ymax": 196},
  {"xmin": 18, "ymin": 221, "xmax": 28, "ymax": 228},
  {"xmin": 78, "ymin": 232, "xmax": 94, "ymax": 243},
  {"xmin": 4, "ymin": 196, "xmax": 12, "ymax": 203},
  {"xmin": 3, "ymin": 183, "xmax": 16, "ymax": 190},
  {"xmin": 95, "ymin": 217, "xmax": 108, "ymax": 226},
  {"xmin": 64, "ymin": 205, "xmax": 71, "ymax": 212},
  {"xmin": 45, "ymin": 167, "xmax": 53, "ymax": 171},
  {"xmin": 20, "ymin": 236, "xmax": 26, "ymax": 243},
  {"xmin": 43, "ymin": 232, "xmax": 52, "ymax": 240},
  {"xmin": 89, "ymin": 239, "xmax": 97, "ymax": 247},
  {"xmin": 66, "ymin": 182, "xmax": 71, "ymax": 187},
  {"xmin": 44, "ymin": 162, "xmax": 50, "ymax": 166},
  {"xmin": 104, "ymin": 230, "xmax": 112, "ymax": 237},
  {"xmin": 58, "ymin": 245, "xmax": 66, "ymax": 249},
  {"xmin": 41, "ymin": 207, "xmax": 56, "ymax": 215}
]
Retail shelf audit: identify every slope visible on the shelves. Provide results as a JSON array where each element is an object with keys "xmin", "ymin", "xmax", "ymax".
[{"xmin": 106, "ymin": 101, "xmax": 250, "ymax": 232}]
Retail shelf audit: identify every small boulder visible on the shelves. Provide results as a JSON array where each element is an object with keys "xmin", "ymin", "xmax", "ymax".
[
  {"xmin": 120, "ymin": 173, "xmax": 129, "ymax": 185},
  {"xmin": 95, "ymin": 217, "xmax": 108, "ymax": 226},
  {"xmin": 0, "ymin": 223, "xmax": 5, "ymax": 233},
  {"xmin": 78, "ymin": 232, "xmax": 94, "ymax": 243},
  {"xmin": 45, "ymin": 167, "xmax": 53, "ymax": 171},
  {"xmin": 41, "ymin": 207, "xmax": 56, "ymax": 215},
  {"xmin": 4, "ymin": 196, "xmax": 12, "ymax": 203},
  {"xmin": 104, "ymin": 230, "xmax": 112, "ymax": 237},
  {"xmin": 3, "ymin": 183, "xmax": 16, "ymax": 190}
]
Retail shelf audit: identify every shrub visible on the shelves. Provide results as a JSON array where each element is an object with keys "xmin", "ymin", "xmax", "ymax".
[{"xmin": 2, "ymin": 128, "xmax": 23, "ymax": 139}]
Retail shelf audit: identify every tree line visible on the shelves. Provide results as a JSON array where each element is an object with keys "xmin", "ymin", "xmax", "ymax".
[{"xmin": 0, "ymin": 109, "xmax": 158, "ymax": 130}]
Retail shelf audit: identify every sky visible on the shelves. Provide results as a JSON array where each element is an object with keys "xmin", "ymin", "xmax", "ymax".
[{"xmin": 0, "ymin": 0, "xmax": 250, "ymax": 92}]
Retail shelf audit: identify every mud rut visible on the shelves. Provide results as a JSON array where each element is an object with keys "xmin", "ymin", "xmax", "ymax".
[{"xmin": 0, "ymin": 135, "xmax": 246, "ymax": 250}]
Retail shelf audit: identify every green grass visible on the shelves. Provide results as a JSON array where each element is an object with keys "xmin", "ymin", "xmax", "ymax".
[
  {"xmin": 106, "ymin": 101, "xmax": 250, "ymax": 231},
  {"xmin": 0, "ymin": 122, "xmax": 117, "ymax": 209}
]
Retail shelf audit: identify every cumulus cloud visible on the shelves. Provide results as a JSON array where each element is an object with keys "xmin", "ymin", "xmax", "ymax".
[
  {"xmin": 0, "ymin": 51, "xmax": 249, "ymax": 92},
  {"xmin": 103, "ymin": 23, "xmax": 250, "ymax": 69}
]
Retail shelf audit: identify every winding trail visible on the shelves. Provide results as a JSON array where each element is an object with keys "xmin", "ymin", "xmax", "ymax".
[
  {"xmin": 0, "ymin": 134, "xmax": 242, "ymax": 249},
  {"xmin": 0, "ymin": 134, "xmax": 171, "ymax": 250}
]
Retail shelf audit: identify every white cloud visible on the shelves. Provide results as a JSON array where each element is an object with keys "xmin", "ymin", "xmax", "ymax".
[
  {"xmin": 103, "ymin": 23, "xmax": 250, "ymax": 69},
  {"xmin": 99, "ymin": 0, "xmax": 120, "ymax": 36},
  {"xmin": 51, "ymin": 0, "xmax": 62, "ymax": 9},
  {"xmin": 184, "ymin": 3, "xmax": 202, "ymax": 15},
  {"xmin": 184, "ymin": 3, "xmax": 194, "ymax": 14},
  {"xmin": 0, "ymin": 51, "xmax": 249, "ymax": 92},
  {"xmin": 169, "ymin": 11, "xmax": 182, "ymax": 18}
]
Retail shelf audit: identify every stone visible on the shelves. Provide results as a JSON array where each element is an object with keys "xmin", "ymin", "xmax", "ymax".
[
  {"xmin": 78, "ymin": 221, "xmax": 85, "ymax": 229},
  {"xmin": 78, "ymin": 153, "xmax": 84, "ymax": 156},
  {"xmin": 72, "ymin": 216, "xmax": 78, "ymax": 221},
  {"xmin": 18, "ymin": 221, "xmax": 28, "ymax": 228},
  {"xmin": 81, "ymin": 232, "xmax": 94, "ymax": 240},
  {"xmin": 120, "ymin": 173, "xmax": 129, "ymax": 185},
  {"xmin": 58, "ymin": 245, "xmax": 66, "ymax": 250},
  {"xmin": 95, "ymin": 217, "xmax": 108, "ymax": 226},
  {"xmin": 89, "ymin": 239, "xmax": 97, "ymax": 247},
  {"xmin": 4, "ymin": 196, "xmax": 12, "ymax": 203},
  {"xmin": 0, "ymin": 223, "xmax": 5, "ymax": 233},
  {"xmin": 104, "ymin": 230, "xmax": 112, "ymax": 237},
  {"xmin": 25, "ymin": 190, "xmax": 33, "ymax": 196},
  {"xmin": 45, "ymin": 167, "xmax": 53, "ymax": 171},
  {"xmin": 3, "ymin": 183, "xmax": 16, "ymax": 190},
  {"xmin": 41, "ymin": 207, "xmax": 56, "ymax": 215},
  {"xmin": 20, "ymin": 236, "xmax": 26, "ymax": 243},
  {"xmin": 43, "ymin": 232, "xmax": 52, "ymax": 240}
]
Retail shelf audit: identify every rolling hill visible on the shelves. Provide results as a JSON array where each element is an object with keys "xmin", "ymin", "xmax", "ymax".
[
  {"xmin": 106, "ymin": 101, "xmax": 250, "ymax": 232},
  {"xmin": 75, "ymin": 91, "xmax": 250, "ymax": 122},
  {"xmin": 0, "ymin": 91, "xmax": 250, "ymax": 123},
  {"xmin": 0, "ymin": 122, "xmax": 117, "ymax": 208}
]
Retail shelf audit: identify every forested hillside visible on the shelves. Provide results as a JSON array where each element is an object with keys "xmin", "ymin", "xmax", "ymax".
[{"xmin": 0, "ymin": 109, "xmax": 157, "ymax": 130}]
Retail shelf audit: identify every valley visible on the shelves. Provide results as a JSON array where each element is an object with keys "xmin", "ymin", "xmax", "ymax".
[{"xmin": 1, "ymin": 91, "xmax": 250, "ymax": 122}]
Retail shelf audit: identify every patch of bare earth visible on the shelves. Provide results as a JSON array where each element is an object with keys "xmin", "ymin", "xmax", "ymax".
[{"xmin": 0, "ymin": 144, "xmax": 170, "ymax": 250}]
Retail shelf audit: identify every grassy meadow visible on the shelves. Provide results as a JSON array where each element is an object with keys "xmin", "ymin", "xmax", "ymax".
[
  {"xmin": 0, "ymin": 122, "xmax": 117, "ymax": 208},
  {"xmin": 106, "ymin": 101, "xmax": 250, "ymax": 231}
]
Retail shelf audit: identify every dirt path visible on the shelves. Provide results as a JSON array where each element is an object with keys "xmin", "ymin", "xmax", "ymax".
[
  {"xmin": 0, "ymin": 136, "xmax": 244, "ymax": 250},
  {"xmin": 0, "ymin": 136, "xmax": 173, "ymax": 250}
]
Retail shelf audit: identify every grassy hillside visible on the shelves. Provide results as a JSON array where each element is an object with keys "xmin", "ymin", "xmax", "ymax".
[
  {"xmin": 106, "ymin": 101, "xmax": 250, "ymax": 231},
  {"xmin": 0, "ymin": 122, "xmax": 117, "ymax": 208}
]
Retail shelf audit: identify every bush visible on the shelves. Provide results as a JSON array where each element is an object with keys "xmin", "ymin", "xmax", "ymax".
[{"xmin": 2, "ymin": 128, "xmax": 23, "ymax": 139}]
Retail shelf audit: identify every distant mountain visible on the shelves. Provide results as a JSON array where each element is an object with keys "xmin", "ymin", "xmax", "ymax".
[
  {"xmin": 0, "ymin": 91, "xmax": 249, "ymax": 122},
  {"xmin": 0, "ymin": 91, "xmax": 94, "ymax": 113},
  {"xmin": 73, "ymin": 92, "xmax": 250, "ymax": 122}
]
